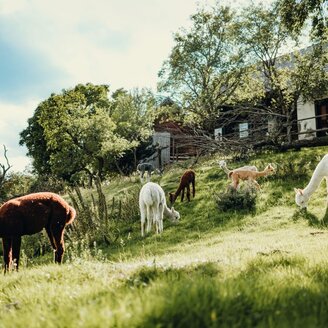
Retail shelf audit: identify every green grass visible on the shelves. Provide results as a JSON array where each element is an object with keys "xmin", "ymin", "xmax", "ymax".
[{"xmin": 1, "ymin": 146, "xmax": 328, "ymax": 327}]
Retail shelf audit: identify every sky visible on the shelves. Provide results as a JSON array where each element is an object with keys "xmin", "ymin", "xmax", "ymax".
[{"xmin": 0, "ymin": 0, "xmax": 270, "ymax": 173}]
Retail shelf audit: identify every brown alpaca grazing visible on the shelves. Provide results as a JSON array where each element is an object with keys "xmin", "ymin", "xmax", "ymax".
[
  {"xmin": 229, "ymin": 164, "xmax": 275, "ymax": 190},
  {"xmin": 0, "ymin": 192, "xmax": 76, "ymax": 272},
  {"xmin": 169, "ymin": 169, "xmax": 196, "ymax": 205}
]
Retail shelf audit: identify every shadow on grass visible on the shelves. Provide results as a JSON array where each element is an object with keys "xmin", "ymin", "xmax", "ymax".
[
  {"xmin": 293, "ymin": 207, "xmax": 328, "ymax": 228},
  {"xmin": 111, "ymin": 255, "xmax": 328, "ymax": 328}
]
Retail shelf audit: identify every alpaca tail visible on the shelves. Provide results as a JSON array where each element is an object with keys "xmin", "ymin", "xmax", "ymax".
[{"xmin": 67, "ymin": 206, "xmax": 76, "ymax": 225}]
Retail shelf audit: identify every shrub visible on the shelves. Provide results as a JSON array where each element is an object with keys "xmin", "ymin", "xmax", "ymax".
[
  {"xmin": 214, "ymin": 185, "xmax": 257, "ymax": 212},
  {"xmin": 67, "ymin": 177, "xmax": 140, "ymax": 246}
]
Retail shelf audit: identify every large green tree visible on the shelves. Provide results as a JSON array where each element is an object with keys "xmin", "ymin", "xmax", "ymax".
[
  {"xmin": 158, "ymin": 5, "xmax": 246, "ymax": 131},
  {"xmin": 20, "ymin": 83, "xmax": 131, "ymax": 182}
]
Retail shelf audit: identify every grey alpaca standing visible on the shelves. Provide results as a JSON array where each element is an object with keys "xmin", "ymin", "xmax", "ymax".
[{"xmin": 137, "ymin": 163, "xmax": 163, "ymax": 182}]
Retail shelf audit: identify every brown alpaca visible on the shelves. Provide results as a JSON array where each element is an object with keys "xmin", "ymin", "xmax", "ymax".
[
  {"xmin": 229, "ymin": 164, "xmax": 275, "ymax": 190},
  {"xmin": 169, "ymin": 169, "xmax": 196, "ymax": 205},
  {"xmin": 0, "ymin": 192, "xmax": 76, "ymax": 272}
]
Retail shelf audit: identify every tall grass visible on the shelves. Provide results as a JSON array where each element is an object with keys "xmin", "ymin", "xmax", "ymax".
[{"xmin": 1, "ymin": 146, "xmax": 328, "ymax": 327}]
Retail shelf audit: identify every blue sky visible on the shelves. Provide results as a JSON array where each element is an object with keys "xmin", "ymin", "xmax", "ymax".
[{"xmin": 0, "ymin": 0, "xmax": 268, "ymax": 172}]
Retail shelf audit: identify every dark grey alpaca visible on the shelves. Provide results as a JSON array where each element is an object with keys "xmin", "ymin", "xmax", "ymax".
[{"xmin": 137, "ymin": 163, "xmax": 163, "ymax": 182}]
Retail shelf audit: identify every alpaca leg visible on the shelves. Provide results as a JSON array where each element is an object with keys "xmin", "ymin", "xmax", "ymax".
[
  {"xmin": 192, "ymin": 179, "xmax": 195, "ymax": 198},
  {"xmin": 140, "ymin": 172, "xmax": 144, "ymax": 183},
  {"xmin": 326, "ymin": 177, "xmax": 328, "ymax": 206},
  {"xmin": 2, "ymin": 237, "xmax": 12, "ymax": 273},
  {"xmin": 11, "ymin": 236, "xmax": 21, "ymax": 271},
  {"xmin": 146, "ymin": 206, "xmax": 152, "ymax": 233},
  {"xmin": 253, "ymin": 180, "xmax": 261, "ymax": 189},
  {"xmin": 232, "ymin": 177, "xmax": 239, "ymax": 190},
  {"xmin": 181, "ymin": 188, "xmax": 185, "ymax": 202},
  {"xmin": 159, "ymin": 205, "xmax": 164, "ymax": 233},
  {"xmin": 147, "ymin": 170, "xmax": 151, "ymax": 182},
  {"xmin": 140, "ymin": 204, "xmax": 146, "ymax": 237},
  {"xmin": 52, "ymin": 225, "xmax": 65, "ymax": 263},
  {"xmin": 186, "ymin": 184, "xmax": 191, "ymax": 202},
  {"xmin": 46, "ymin": 225, "xmax": 57, "ymax": 262}
]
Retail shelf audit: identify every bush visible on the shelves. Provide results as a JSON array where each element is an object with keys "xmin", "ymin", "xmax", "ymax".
[
  {"xmin": 214, "ymin": 185, "xmax": 257, "ymax": 212},
  {"xmin": 67, "ymin": 178, "xmax": 140, "ymax": 246}
]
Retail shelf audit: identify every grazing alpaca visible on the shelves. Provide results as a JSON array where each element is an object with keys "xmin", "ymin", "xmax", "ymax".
[
  {"xmin": 137, "ymin": 163, "xmax": 163, "ymax": 183},
  {"xmin": 0, "ymin": 192, "xmax": 76, "ymax": 272},
  {"xmin": 218, "ymin": 160, "xmax": 258, "ymax": 177},
  {"xmin": 139, "ymin": 182, "xmax": 180, "ymax": 237},
  {"xmin": 294, "ymin": 154, "xmax": 328, "ymax": 209},
  {"xmin": 229, "ymin": 164, "xmax": 275, "ymax": 190},
  {"xmin": 169, "ymin": 169, "xmax": 196, "ymax": 205}
]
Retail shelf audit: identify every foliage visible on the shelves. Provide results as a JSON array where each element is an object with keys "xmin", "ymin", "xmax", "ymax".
[
  {"xmin": 214, "ymin": 185, "xmax": 257, "ymax": 212},
  {"xmin": 234, "ymin": 3, "xmax": 328, "ymax": 144},
  {"xmin": 20, "ymin": 84, "xmax": 156, "ymax": 181},
  {"xmin": 67, "ymin": 178, "xmax": 140, "ymax": 247},
  {"xmin": 278, "ymin": 0, "xmax": 328, "ymax": 38},
  {"xmin": 158, "ymin": 5, "xmax": 246, "ymax": 130},
  {"xmin": 0, "ymin": 172, "xmax": 35, "ymax": 200},
  {"xmin": 108, "ymin": 88, "xmax": 155, "ymax": 172}
]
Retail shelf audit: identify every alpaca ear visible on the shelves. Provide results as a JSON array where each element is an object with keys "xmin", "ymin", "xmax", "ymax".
[{"xmin": 294, "ymin": 188, "xmax": 303, "ymax": 195}]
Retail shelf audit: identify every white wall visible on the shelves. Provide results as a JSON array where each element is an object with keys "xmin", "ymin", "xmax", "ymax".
[{"xmin": 297, "ymin": 100, "xmax": 316, "ymax": 140}]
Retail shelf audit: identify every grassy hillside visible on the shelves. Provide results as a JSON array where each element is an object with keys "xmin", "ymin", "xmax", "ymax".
[{"xmin": 1, "ymin": 146, "xmax": 328, "ymax": 327}]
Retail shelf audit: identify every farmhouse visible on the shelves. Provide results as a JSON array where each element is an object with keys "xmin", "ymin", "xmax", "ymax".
[
  {"xmin": 145, "ymin": 120, "xmax": 201, "ymax": 168},
  {"xmin": 214, "ymin": 46, "xmax": 328, "ymax": 144}
]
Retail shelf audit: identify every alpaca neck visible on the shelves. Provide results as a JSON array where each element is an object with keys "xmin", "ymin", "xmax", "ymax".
[
  {"xmin": 256, "ymin": 170, "xmax": 270, "ymax": 178},
  {"xmin": 173, "ymin": 185, "xmax": 184, "ymax": 199},
  {"xmin": 221, "ymin": 164, "xmax": 230, "ymax": 175},
  {"xmin": 163, "ymin": 204, "xmax": 172, "ymax": 218},
  {"xmin": 303, "ymin": 162, "xmax": 326, "ymax": 198}
]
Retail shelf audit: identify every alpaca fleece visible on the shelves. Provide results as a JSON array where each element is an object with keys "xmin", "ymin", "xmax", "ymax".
[{"xmin": 0, "ymin": 192, "xmax": 76, "ymax": 272}]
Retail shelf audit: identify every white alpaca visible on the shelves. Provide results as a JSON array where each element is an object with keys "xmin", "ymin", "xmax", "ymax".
[
  {"xmin": 294, "ymin": 154, "xmax": 328, "ymax": 209},
  {"xmin": 139, "ymin": 182, "xmax": 180, "ymax": 236},
  {"xmin": 218, "ymin": 160, "xmax": 258, "ymax": 177}
]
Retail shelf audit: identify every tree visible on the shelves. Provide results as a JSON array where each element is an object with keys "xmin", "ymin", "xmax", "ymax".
[
  {"xmin": 109, "ymin": 88, "xmax": 155, "ymax": 171},
  {"xmin": 234, "ymin": 3, "xmax": 328, "ymax": 144},
  {"xmin": 20, "ymin": 83, "xmax": 132, "ymax": 183},
  {"xmin": 19, "ymin": 106, "xmax": 52, "ymax": 175},
  {"xmin": 0, "ymin": 145, "xmax": 12, "ymax": 201},
  {"xmin": 158, "ymin": 5, "xmax": 246, "ymax": 131},
  {"xmin": 278, "ymin": 0, "xmax": 328, "ymax": 38}
]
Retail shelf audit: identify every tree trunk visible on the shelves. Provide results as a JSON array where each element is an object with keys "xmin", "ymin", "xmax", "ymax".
[
  {"xmin": 114, "ymin": 158, "xmax": 124, "ymax": 175},
  {"xmin": 133, "ymin": 148, "xmax": 137, "ymax": 171}
]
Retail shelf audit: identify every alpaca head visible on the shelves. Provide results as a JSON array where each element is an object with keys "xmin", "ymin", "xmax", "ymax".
[
  {"xmin": 294, "ymin": 188, "xmax": 308, "ymax": 209},
  {"xmin": 218, "ymin": 160, "xmax": 227, "ymax": 168},
  {"xmin": 169, "ymin": 192, "xmax": 176, "ymax": 205},
  {"xmin": 170, "ymin": 206, "xmax": 180, "ymax": 222},
  {"xmin": 264, "ymin": 164, "xmax": 275, "ymax": 174}
]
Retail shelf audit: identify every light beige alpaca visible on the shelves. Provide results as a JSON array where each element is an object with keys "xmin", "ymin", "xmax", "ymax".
[
  {"xmin": 229, "ymin": 164, "xmax": 275, "ymax": 190},
  {"xmin": 218, "ymin": 160, "xmax": 258, "ymax": 177}
]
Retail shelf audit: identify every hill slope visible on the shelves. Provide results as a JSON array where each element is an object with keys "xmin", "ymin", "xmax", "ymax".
[{"xmin": 1, "ymin": 146, "xmax": 328, "ymax": 327}]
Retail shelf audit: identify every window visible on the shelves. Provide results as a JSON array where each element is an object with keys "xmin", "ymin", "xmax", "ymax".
[
  {"xmin": 214, "ymin": 127, "xmax": 223, "ymax": 141},
  {"xmin": 239, "ymin": 122, "xmax": 249, "ymax": 138}
]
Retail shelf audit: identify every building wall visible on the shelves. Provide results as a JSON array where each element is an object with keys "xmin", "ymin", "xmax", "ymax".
[
  {"xmin": 142, "ymin": 132, "xmax": 171, "ymax": 168},
  {"xmin": 297, "ymin": 99, "xmax": 316, "ymax": 140}
]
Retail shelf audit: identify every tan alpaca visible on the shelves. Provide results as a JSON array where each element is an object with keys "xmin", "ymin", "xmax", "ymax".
[{"xmin": 229, "ymin": 164, "xmax": 275, "ymax": 190}]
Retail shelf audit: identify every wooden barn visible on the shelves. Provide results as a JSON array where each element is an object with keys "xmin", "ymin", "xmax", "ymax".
[{"xmin": 145, "ymin": 121, "xmax": 201, "ymax": 169}]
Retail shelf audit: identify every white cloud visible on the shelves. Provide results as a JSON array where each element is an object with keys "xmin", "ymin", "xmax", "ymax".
[{"xmin": 0, "ymin": 99, "xmax": 37, "ymax": 172}]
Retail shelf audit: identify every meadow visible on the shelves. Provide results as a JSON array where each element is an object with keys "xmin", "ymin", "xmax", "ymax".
[{"xmin": 1, "ymin": 146, "xmax": 328, "ymax": 327}]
